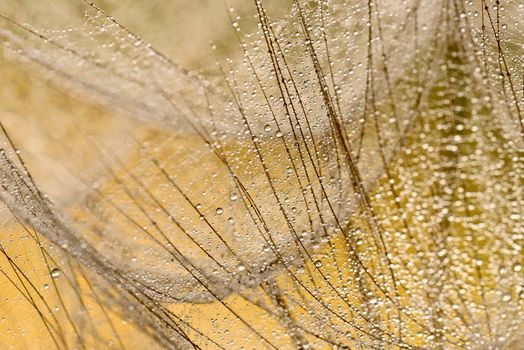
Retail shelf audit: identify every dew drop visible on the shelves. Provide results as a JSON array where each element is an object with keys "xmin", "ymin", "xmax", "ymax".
[{"xmin": 50, "ymin": 268, "xmax": 61, "ymax": 279}]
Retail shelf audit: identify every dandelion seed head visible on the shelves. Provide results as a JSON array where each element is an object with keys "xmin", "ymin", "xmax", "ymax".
[{"xmin": 0, "ymin": 0, "xmax": 523, "ymax": 349}]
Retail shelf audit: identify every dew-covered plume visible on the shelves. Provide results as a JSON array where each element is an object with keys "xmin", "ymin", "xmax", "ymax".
[{"xmin": 0, "ymin": 0, "xmax": 522, "ymax": 349}]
